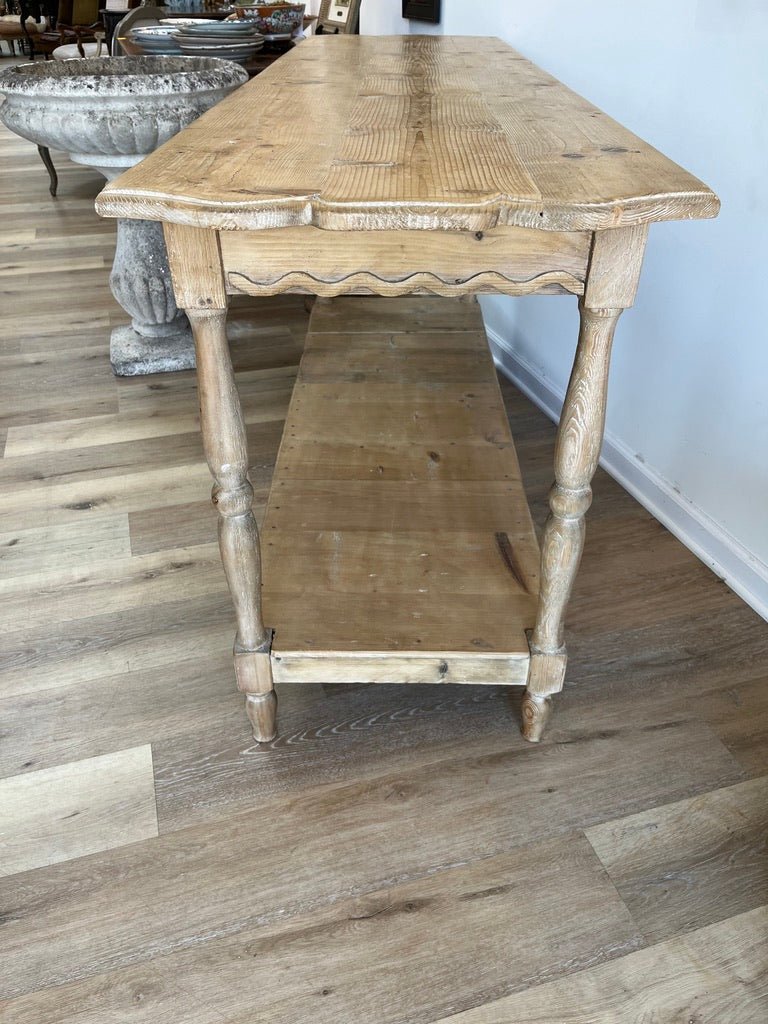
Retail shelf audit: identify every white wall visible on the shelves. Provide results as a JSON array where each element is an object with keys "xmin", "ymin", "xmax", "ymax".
[
  {"xmin": 361, "ymin": 0, "xmax": 439, "ymax": 35},
  {"xmin": 360, "ymin": 0, "xmax": 768, "ymax": 618},
  {"xmin": 304, "ymin": 0, "xmax": 320, "ymax": 31}
]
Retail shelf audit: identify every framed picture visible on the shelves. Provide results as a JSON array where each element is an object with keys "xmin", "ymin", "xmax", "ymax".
[
  {"xmin": 317, "ymin": 0, "xmax": 361, "ymax": 34},
  {"xmin": 402, "ymin": 0, "xmax": 441, "ymax": 23}
]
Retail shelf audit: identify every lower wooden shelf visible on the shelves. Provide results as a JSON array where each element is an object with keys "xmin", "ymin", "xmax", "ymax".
[{"xmin": 261, "ymin": 296, "xmax": 540, "ymax": 686}]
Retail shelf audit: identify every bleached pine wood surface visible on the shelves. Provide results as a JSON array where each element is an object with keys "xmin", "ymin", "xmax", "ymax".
[
  {"xmin": 96, "ymin": 35, "xmax": 719, "ymax": 232},
  {"xmin": 262, "ymin": 296, "xmax": 539, "ymax": 686}
]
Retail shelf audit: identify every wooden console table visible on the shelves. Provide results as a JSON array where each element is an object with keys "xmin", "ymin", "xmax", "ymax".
[{"xmin": 96, "ymin": 35, "xmax": 719, "ymax": 744}]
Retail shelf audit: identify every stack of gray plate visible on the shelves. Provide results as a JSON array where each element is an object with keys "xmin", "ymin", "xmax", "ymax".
[
  {"xmin": 128, "ymin": 25, "xmax": 183, "ymax": 55},
  {"xmin": 173, "ymin": 20, "xmax": 264, "ymax": 64}
]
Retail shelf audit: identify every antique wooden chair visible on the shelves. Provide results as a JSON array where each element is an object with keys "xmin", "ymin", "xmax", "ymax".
[
  {"xmin": 20, "ymin": 0, "xmax": 102, "ymax": 59},
  {"xmin": 0, "ymin": 0, "xmax": 45, "ymax": 54},
  {"xmin": 0, "ymin": 18, "xmax": 25, "ymax": 55}
]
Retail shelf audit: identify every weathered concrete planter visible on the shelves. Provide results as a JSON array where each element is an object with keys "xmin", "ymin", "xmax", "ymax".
[{"xmin": 0, "ymin": 57, "xmax": 247, "ymax": 375}]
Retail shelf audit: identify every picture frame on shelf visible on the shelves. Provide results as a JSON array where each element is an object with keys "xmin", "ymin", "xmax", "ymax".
[
  {"xmin": 402, "ymin": 0, "xmax": 440, "ymax": 24},
  {"xmin": 317, "ymin": 0, "xmax": 360, "ymax": 34}
]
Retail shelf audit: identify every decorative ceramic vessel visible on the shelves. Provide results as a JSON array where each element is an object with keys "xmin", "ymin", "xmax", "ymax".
[
  {"xmin": 235, "ymin": 3, "xmax": 304, "ymax": 38},
  {"xmin": 0, "ymin": 57, "xmax": 248, "ymax": 375}
]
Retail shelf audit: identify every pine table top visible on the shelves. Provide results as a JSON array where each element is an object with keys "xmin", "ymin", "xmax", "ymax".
[{"xmin": 96, "ymin": 35, "xmax": 719, "ymax": 232}]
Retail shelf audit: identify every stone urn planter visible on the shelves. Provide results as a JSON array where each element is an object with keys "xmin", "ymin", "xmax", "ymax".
[{"xmin": 0, "ymin": 57, "xmax": 248, "ymax": 375}]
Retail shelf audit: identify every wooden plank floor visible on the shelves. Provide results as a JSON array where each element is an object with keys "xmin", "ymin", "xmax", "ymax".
[{"xmin": 1, "ymin": 103, "xmax": 767, "ymax": 1022}]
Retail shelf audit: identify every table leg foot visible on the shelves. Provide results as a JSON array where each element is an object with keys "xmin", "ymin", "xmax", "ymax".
[
  {"xmin": 521, "ymin": 690, "xmax": 552, "ymax": 743},
  {"xmin": 246, "ymin": 691, "xmax": 278, "ymax": 743},
  {"xmin": 235, "ymin": 645, "xmax": 276, "ymax": 740}
]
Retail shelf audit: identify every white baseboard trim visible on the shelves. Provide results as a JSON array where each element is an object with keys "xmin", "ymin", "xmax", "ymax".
[{"xmin": 486, "ymin": 325, "xmax": 768, "ymax": 622}]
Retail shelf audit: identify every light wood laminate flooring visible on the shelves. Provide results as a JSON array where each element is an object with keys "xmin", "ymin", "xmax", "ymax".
[{"xmin": 0, "ymin": 105, "xmax": 766, "ymax": 1022}]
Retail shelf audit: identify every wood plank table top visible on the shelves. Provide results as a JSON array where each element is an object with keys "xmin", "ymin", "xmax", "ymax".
[{"xmin": 95, "ymin": 34, "xmax": 719, "ymax": 232}]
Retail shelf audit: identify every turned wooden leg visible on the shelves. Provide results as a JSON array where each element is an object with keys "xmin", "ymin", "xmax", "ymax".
[
  {"xmin": 187, "ymin": 306, "xmax": 277, "ymax": 743},
  {"xmin": 523, "ymin": 302, "xmax": 623, "ymax": 741},
  {"xmin": 522, "ymin": 225, "xmax": 649, "ymax": 742}
]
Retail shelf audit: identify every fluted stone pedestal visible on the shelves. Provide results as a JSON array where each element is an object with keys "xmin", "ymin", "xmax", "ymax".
[
  {"xmin": 0, "ymin": 57, "xmax": 247, "ymax": 375},
  {"xmin": 107, "ymin": 207, "xmax": 193, "ymax": 375}
]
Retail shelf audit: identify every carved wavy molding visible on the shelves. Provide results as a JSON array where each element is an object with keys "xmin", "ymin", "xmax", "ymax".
[{"xmin": 227, "ymin": 269, "xmax": 585, "ymax": 299}]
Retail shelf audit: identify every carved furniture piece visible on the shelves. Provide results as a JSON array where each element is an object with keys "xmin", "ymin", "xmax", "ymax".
[
  {"xmin": 0, "ymin": 2, "xmax": 46, "ymax": 55},
  {"xmin": 18, "ymin": 0, "xmax": 101, "ymax": 58},
  {"xmin": 316, "ymin": 0, "xmax": 360, "ymax": 35},
  {"xmin": 23, "ymin": 0, "xmax": 103, "ymax": 58},
  {"xmin": 95, "ymin": 35, "xmax": 718, "ymax": 743}
]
